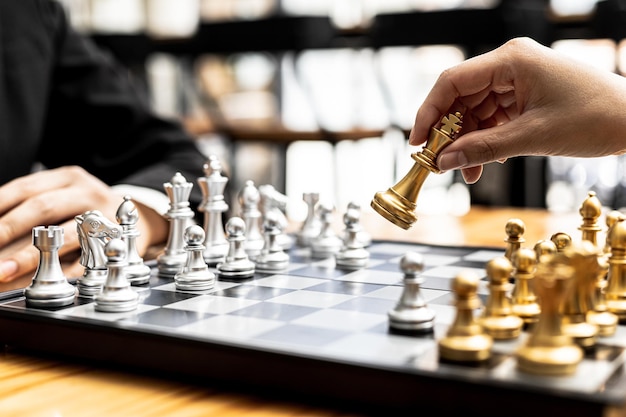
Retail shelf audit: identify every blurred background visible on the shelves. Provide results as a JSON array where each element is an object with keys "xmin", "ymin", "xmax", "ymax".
[{"xmin": 58, "ymin": 0, "xmax": 626, "ymax": 221}]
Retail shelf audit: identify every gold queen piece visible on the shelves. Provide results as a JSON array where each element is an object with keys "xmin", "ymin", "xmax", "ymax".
[{"xmin": 371, "ymin": 112, "xmax": 463, "ymax": 229}]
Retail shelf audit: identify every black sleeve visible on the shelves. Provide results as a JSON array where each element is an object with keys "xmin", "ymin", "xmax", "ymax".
[{"xmin": 36, "ymin": 0, "xmax": 207, "ymax": 208}]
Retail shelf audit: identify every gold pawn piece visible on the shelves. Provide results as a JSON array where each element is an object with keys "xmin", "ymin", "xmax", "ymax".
[
  {"xmin": 511, "ymin": 247, "xmax": 541, "ymax": 327},
  {"xmin": 604, "ymin": 210, "xmax": 624, "ymax": 255},
  {"xmin": 605, "ymin": 216, "xmax": 626, "ymax": 321},
  {"xmin": 504, "ymin": 218, "xmax": 525, "ymax": 262},
  {"xmin": 586, "ymin": 255, "xmax": 618, "ymax": 336},
  {"xmin": 371, "ymin": 112, "xmax": 463, "ymax": 229},
  {"xmin": 516, "ymin": 252, "xmax": 583, "ymax": 376},
  {"xmin": 534, "ymin": 239, "xmax": 557, "ymax": 262},
  {"xmin": 438, "ymin": 271, "xmax": 493, "ymax": 362},
  {"xmin": 551, "ymin": 232, "xmax": 572, "ymax": 252},
  {"xmin": 560, "ymin": 241, "xmax": 599, "ymax": 349},
  {"xmin": 579, "ymin": 191, "xmax": 603, "ymax": 247},
  {"xmin": 480, "ymin": 256, "xmax": 523, "ymax": 339}
]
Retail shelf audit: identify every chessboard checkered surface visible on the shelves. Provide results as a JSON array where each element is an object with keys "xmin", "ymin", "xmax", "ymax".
[{"xmin": 1, "ymin": 240, "xmax": 626, "ymax": 416}]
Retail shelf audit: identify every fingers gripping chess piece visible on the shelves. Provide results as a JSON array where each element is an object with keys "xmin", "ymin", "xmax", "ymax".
[
  {"xmin": 217, "ymin": 217, "xmax": 255, "ymax": 279},
  {"xmin": 371, "ymin": 112, "xmax": 463, "ymax": 229},
  {"xmin": 479, "ymin": 256, "xmax": 523, "ymax": 340},
  {"xmin": 157, "ymin": 172, "xmax": 196, "ymax": 277},
  {"xmin": 237, "ymin": 180, "xmax": 264, "ymax": 259},
  {"xmin": 387, "ymin": 252, "xmax": 435, "ymax": 333},
  {"xmin": 516, "ymin": 251, "xmax": 583, "ymax": 376},
  {"xmin": 116, "ymin": 195, "xmax": 151, "ymax": 285},
  {"xmin": 198, "ymin": 155, "xmax": 229, "ymax": 266},
  {"xmin": 335, "ymin": 205, "xmax": 369, "ymax": 270},
  {"xmin": 75, "ymin": 210, "xmax": 123, "ymax": 297},
  {"xmin": 94, "ymin": 238, "xmax": 139, "ymax": 313},
  {"xmin": 438, "ymin": 271, "xmax": 493, "ymax": 363},
  {"xmin": 175, "ymin": 225, "xmax": 216, "ymax": 291},
  {"xmin": 24, "ymin": 226, "xmax": 77, "ymax": 308}
]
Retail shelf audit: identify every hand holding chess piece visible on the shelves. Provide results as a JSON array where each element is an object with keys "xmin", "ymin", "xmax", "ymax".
[{"xmin": 371, "ymin": 112, "xmax": 463, "ymax": 229}]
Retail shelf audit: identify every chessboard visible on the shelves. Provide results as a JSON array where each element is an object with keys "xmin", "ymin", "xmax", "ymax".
[{"xmin": 1, "ymin": 240, "xmax": 626, "ymax": 417}]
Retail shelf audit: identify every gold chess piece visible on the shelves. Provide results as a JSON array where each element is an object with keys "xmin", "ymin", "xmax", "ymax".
[
  {"xmin": 560, "ymin": 241, "xmax": 599, "ymax": 349},
  {"xmin": 504, "ymin": 218, "xmax": 526, "ymax": 262},
  {"xmin": 371, "ymin": 112, "xmax": 463, "ymax": 229},
  {"xmin": 579, "ymin": 191, "xmax": 602, "ymax": 247},
  {"xmin": 605, "ymin": 215, "xmax": 626, "ymax": 321},
  {"xmin": 511, "ymin": 247, "xmax": 541, "ymax": 327},
  {"xmin": 551, "ymin": 232, "xmax": 572, "ymax": 252},
  {"xmin": 480, "ymin": 256, "xmax": 523, "ymax": 339},
  {"xmin": 586, "ymin": 255, "xmax": 618, "ymax": 336},
  {"xmin": 516, "ymin": 252, "xmax": 583, "ymax": 376},
  {"xmin": 438, "ymin": 271, "xmax": 493, "ymax": 362}
]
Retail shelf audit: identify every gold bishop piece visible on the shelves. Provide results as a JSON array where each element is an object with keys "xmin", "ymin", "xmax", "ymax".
[{"xmin": 371, "ymin": 112, "xmax": 463, "ymax": 229}]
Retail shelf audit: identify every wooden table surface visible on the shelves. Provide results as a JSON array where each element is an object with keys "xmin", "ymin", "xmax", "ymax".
[{"xmin": 0, "ymin": 206, "xmax": 596, "ymax": 417}]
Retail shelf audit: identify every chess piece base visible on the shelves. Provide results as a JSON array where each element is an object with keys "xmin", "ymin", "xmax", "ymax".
[
  {"xmin": 516, "ymin": 345, "xmax": 583, "ymax": 375},
  {"xmin": 586, "ymin": 310, "xmax": 618, "ymax": 336},
  {"xmin": 438, "ymin": 334, "xmax": 493, "ymax": 362},
  {"xmin": 388, "ymin": 307, "xmax": 435, "ymax": 332},
  {"xmin": 371, "ymin": 190, "xmax": 417, "ymax": 230},
  {"xmin": 480, "ymin": 315, "xmax": 524, "ymax": 340}
]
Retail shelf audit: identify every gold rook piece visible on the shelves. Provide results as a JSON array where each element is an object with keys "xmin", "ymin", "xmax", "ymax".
[{"xmin": 371, "ymin": 112, "xmax": 463, "ymax": 229}]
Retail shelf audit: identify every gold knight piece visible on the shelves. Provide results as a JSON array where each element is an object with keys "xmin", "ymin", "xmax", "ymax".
[{"xmin": 371, "ymin": 112, "xmax": 463, "ymax": 229}]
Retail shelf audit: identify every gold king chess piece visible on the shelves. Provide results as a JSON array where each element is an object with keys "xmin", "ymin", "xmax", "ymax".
[{"xmin": 371, "ymin": 112, "xmax": 463, "ymax": 229}]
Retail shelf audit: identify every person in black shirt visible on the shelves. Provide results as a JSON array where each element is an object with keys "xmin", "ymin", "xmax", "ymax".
[{"xmin": 0, "ymin": 0, "xmax": 206, "ymax": 284}]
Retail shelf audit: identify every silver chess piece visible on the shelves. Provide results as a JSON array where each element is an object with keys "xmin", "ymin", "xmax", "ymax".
[
  {"xmin": 217, "ymin": 217, "xmax": 256, "ymax": 279},
  {"xmin": 259, "ymin": 184, "xmax": 294, "ymax": 251},
  {"xmin": 296, "ymin": 192, "xmax": 321, "ymax": 247},
  {"xmin": 157, "ymin": 172, "xmax": 195, "ymax": 277},
  {"xmin": 345, "ymin": 202, "xmax": 371, "ymax": 247},
  {"xmin": 311, "ymin": 201, "xmax": 342, "ymax": 259},
  {"xmin": 255, "ymin": 210, "xmax": 290, "ymax": 273},
  {"xmin": 75, "ymin": 210, "xmax": 123, "ymax": 297},
  {"xmin": 24, "ymin": 226, "xmax": 76, "ymax": 308},
  {"xmin": 388, "ymin": 252, "xmax": 435, "ymax": 333},
  {"xmin": 116, "ymin": 195, "xmax": 151, "ymax": 285},
  {"xmin": 237, "ymin": 180, "xmax": 264, "ymax": 259},
  {"xmin": 335, "ymin": 205, "xmax": 369, "ymax": 270},
  {"xmin": 175, "ymin": 225, "xmax": 216, "ymax": 291},
  {"xmin": 94, "ymin": 238, "xmax": 139, "ymax": 312},
  {"xmin": 198, "ymin": 155, "xmax": 229, "ymax": 266}
]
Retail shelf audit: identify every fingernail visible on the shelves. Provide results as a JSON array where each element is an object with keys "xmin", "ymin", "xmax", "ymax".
[
  {"xmin": 438, "ymin": 151, "xmax": 468, "ymax": 171},
  {"xmin": 0, "ymin": 260, "xmax": 18, "ymax": 281}
]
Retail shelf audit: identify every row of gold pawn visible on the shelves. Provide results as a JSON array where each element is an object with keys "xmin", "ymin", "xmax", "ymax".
[{"xmin": 439, "ymin": 191, "xmax": 626, "ymax": 376}]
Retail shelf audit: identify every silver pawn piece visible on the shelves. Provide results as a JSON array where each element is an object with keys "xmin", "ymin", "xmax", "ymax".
[
  {"xmin": 116, "ymin": 195, "xmax": 151, "ymax": 285},
  {"xmin": 335, "ymin": 205, "xmax": 369, "ymax": 270},
  {"xmin": 296, "ymin": 192, "xmax": 321, "ymax": 247},
  {"xmin": 345, "ymin": 202, "xmax": 371, "ymax": 248},
  {"xmin": 157, "ymin": 172, "xmax": 195, "ymax": 277},
  {"xmin": 311, "ymin": 201, "xmax": 342, "ymax": 259},
  {"xmin": 24, "ymin": 226, "xmax": 76, "ymax": 308},
  {"xmin": 94, "ymin": 238, "xmax": 139, "ymax": 312},
  {"xmin": 255, "ymin": 210, "xmax": 290, "ymax": 273},
  {"xmin": 259, "ymin": 184, "xmax": 294, "ymax": 251},
  {"xmin": 238, "ymin": 180, "xmax": 264, "ymax": 259},
  {"xmin": 388, "ymin": 252, "xmax": 435, "ymax": 333},
  {"xmin": 198, "ymin": 155, "xmax": 229, "ymax": 266},
  {"xmin": 175, "ymin": 225, "xmax": 216, "ymax": 291},
  {"xmin": 217, "ymin": 217, "xmax": 256, "ymax": 279}
]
